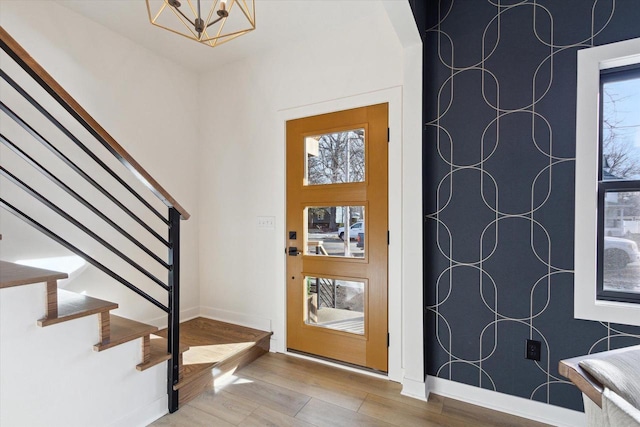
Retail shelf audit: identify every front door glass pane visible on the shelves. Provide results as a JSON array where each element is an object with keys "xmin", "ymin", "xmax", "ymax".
[
  {"xmin": 304, "ymin": 128, "xmax": 365, "ymax": 185},
  {"xmin": 306, "ymin": 206, "xmax": 365, "ymax": 258},
  {"xmin": 305, "ymin": 276, "xmax": 365, "ymax": 335}
]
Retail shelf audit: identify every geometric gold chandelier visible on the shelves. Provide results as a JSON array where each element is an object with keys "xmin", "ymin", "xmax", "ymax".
[{"xmin": 145, "ymin": 0, "xmax": 255, "ymax": 48}]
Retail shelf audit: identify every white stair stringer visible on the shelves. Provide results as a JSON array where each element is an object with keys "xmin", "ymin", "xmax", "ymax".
[{"xmin": 0, "ymin": 281, "xmax": 168, "ymax": 427}]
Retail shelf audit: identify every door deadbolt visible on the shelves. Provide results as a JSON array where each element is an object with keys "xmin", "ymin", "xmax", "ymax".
[{"xmin": 288, "ymin": 247, "xmax": 301, "ymax": 256}]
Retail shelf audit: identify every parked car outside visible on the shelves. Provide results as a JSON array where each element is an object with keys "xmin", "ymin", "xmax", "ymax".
[
  {"xmin": 603, "ymin": 236, "xmax": 640, "ymax": 269},
  {"xmin": 338, "ymin": 221, "xmax": 364, "ymax": 240}
]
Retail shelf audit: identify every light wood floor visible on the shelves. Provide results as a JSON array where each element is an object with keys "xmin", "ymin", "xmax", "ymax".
[{"xmin": 150, "ymin": 352, "xmax": 550, "ymax": 427}]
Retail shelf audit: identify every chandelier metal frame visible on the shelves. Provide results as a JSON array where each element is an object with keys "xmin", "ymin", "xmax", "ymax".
[{"xmin": 146, "ymin": 0, "xmax": 256, "ymax": 48}]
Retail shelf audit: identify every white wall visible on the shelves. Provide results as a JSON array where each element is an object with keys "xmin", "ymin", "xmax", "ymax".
[
  {"xmin": 0, "ymin": 1, "xmax": 200, "ymax": 325},
  {"xmin": 0, "ymin": 0, "xmax": 426, "ymax": 401},
  {"xmin": 197, "ymin": 2, "xmax": 402, "ymax": 320},
  {"xmin": 196, "ymin": 1, "xmax": 424, "ymax": 395}
]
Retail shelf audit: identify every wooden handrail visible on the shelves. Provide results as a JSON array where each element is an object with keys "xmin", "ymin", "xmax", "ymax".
[{"xmin": 0, "ymin": 26, "xmax": 190, "ymax": 220}]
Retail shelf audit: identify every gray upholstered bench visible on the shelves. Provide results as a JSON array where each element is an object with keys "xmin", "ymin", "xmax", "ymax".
[{"xmin": 560, "ymin": 345, "xmax": 640, "ymax": 426}]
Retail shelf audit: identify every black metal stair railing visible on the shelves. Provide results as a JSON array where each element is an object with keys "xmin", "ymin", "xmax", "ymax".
[
  {"xmin": 0, "ymin": 27, "xmax": 185, "ymax": 413},
  {"xmin": 317, "ymin": 277, "xmax": 336, "ymax": 309}
]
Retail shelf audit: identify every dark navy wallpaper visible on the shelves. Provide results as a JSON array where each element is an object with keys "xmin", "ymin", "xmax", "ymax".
[{"xmin": 414, "ymin": 0, "xmax": 640, "ymax": 412}]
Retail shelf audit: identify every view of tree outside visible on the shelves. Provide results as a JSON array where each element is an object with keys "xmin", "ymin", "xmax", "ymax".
[
  {"xmin": 306, "ymin": 129, "xmax": 365, "ymax": 185},
  {"xmin": 601, "ymin": 72, "xmax": 640, "ymax": 294},
  {"xmin": 304, "ymin": 129, "xmax": 366, "ymax": 233},
  {"xmin": 602, "ymin": 78, "xmax": 640, "ymax": 180}
]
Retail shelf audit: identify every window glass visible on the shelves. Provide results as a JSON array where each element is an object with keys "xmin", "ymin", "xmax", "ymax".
[
  {"xmin": 601, "ymin": 71, "xmax": 640, "ymax": 181},
  {"xmin": 305, "ymin": 206, "xmax": 365, "ymax": 258},
  {"xmin": 602, "ymin": 191, "xmax": 640, "ymax": 295},
  {"xmin": 304, "ymin": 129, "xmax": 365, "ymax": 185},
  {"xmin": 598, "ymin": 66, "xmax": 640, "ymax": 303},
  {"xmin": 304, "ymin": 276, "xmax": 365, "ymax": 335}
]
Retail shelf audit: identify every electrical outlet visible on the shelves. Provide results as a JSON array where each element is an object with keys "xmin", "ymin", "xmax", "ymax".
[
  {"xmin": 256, "ymin": 216, "xmax": 275, "ymax": 229},
  {"xmin": 525, "ymin": 339, "xmax": 541, "ymax": 361}
]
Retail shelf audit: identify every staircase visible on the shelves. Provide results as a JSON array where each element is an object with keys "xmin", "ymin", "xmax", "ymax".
[
  {"xmin": 0, "ymin": 261, "xmax": 177, "ymax": 370},
  {"xmin": 0, "ymin": 263, "xmax": 272, "ymax": 426},
  {"xmin": 0, "ymin": 23, "xmax": 195, "ymax": 426},
  {"xmin": 0, "ymin": 261, "xmax": 189, "ymax": 426},
  {"xmin": 0, "ymin": 26, "xmax": 272, "ymax": 425}
]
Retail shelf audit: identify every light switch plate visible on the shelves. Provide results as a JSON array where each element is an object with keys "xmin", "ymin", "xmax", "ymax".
[{"xmin": 257, "ymin": 216, "xmax": 275, "ymax": 229}]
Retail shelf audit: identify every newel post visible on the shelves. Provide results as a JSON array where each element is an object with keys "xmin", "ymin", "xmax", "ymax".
[{"xmin": 167, "ymin": 207, "xmax": 181, "ymax": 412}]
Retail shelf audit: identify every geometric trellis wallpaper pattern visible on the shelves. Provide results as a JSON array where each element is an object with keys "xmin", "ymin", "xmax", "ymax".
[{"xmin": 417, "ymin": 0, "xmax": 640, "ymax": 412}]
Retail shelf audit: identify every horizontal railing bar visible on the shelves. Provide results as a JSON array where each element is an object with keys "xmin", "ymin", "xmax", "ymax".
[
  {"xmin": 0, "ymin": 26, "xmax": 190, "ymax": 220},
  {"xmin": 0, "ymin": 100, "xmax": 170, "ymax": 248},
  {"xmin": 0, "ymin": 133, "xmax": 170, "ymax": 270},
  {"xmin": 1, "ymin": 167, "xmax": 170, "ymax": 292},
  {"xmin": 0, "ymin": 69, "xmax": 169, "ymax": 226},
  {"xmin": 0, "ymin": 198, "xmax": 169, "ymax": 313},
  {"xmin": 0, "ymin": 72, "xmax": 168, "ymax": 226}
]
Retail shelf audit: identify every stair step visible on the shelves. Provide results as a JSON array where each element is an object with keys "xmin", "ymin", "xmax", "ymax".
[
  {"xmin": 174, "ymin": 341, "xmax": 258, "ymax": 390},
  {"xmin": 38, "ymin": 289, "xmax": 118, "ymax": 327},
  {"xmin": 0, "ymin": 260, "xmax": 67, "ymax": 289},
  {"xmin": 175, "ymin": 333, "xmax": 271, "ymax": 405},
  {"xmin": 137, "ymin": 336, "xmax": 171, "ymax": 371},
  {"xmin": 94, "ymin": 314, "xmax": 158, "ymax": 352},
  {"xmin": 155, "ymin": 318, "xmax": 272, "ymax": 405},
  {"xmin": 136, "ymin": 335, "xmax": 190, "ymax": 372}
]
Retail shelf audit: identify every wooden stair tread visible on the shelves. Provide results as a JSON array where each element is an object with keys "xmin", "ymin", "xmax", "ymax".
[
  {"xmin": 94, "ymin": 314, "xmax": 158, "ymax": 351},
  {"xmin": 137, "ymin": 336, "xmax": 171, "ymax": 371},
  {"xmin": 169, "ymin": 317, "xmax": 272, "ymax": 344},
  {"xmin": 174, "ymin": 343, "xmax": 252, "ymax": 389},
  {"xmin": 0, "ymin": 260, "xmax": 67, "ymax": 289},
  {"xmin": 154, "ymin": 318, "xmax": 273, "ymax": 391},
  {"xmin": 38, "ymin": 289, "xmax": 117, "ymax": 327},
  {"xmin": 174, "ymin": 332, "xmax": 271, "ymax": 405},
  {"xmin": 158, "ymin": 317, "xmax": 272, "ymax": 382},
  {"xmin": 136, "ymin": 335, "xmax": 190, "ymax": 371}
]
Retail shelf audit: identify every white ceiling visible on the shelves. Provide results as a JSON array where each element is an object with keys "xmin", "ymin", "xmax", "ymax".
[{"xmin": 56, "ymin": 0, "xmax": 385, "ymax": 72}]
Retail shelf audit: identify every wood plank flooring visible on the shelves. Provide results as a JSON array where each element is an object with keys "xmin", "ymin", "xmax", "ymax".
[{"xmin": 150, "ymin": 352, "xmax": 551, "ymax": 427}]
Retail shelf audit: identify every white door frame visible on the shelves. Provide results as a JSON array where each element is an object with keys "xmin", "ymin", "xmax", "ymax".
[{"xmin": 274, "ymin": 82, "xmax": 425, "ymax": 398}]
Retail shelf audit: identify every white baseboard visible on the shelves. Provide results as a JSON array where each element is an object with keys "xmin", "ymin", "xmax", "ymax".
[
  {"xmin": 145, "ymin": 307, "xmax": 200, "ymax": 329},
  {"xmin": 427, "ymin": 376, "xmax": 586, "ymax": 427},
  {"xmin": 401, "ymin": 376, "xmax": 428, "ymax": 401},
  {"xmin": 110, "ymin": 395, "xmax": 167, "ymax": 427},
  {"xmin": 270, "ymin": 336, "xmax": 281, "ymax": 352},
  {"xmin": 200, "ymin": 306, "xmax": 272, "ymax": 332}
]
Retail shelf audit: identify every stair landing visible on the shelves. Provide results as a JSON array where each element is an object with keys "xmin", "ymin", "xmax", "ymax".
[{"xmin": 156, "ymin": 317, "xmax": 272, "ymax": 405}]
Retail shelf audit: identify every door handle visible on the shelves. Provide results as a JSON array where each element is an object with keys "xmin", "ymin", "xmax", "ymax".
[{"xmin": 288, "ymin": 247, "xmax": 301, "ymax": 256}]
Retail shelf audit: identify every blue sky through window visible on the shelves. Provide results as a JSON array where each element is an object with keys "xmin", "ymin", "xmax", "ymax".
[{"xmin": 602, "ymin": 76, "xmax": 640, "ymax": 180}]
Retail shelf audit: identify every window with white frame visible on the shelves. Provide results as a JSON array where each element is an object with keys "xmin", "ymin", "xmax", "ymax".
[
  {"xmin": 575, "ymin": 37, "xmax": 640, "ymax": 327},
  {"xmin": 598, "ymin": 65, "xmax": 640, "ymax": 304}
]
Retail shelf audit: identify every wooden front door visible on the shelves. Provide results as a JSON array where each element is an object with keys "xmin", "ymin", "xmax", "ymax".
[{"xmin": 286, "ymin": 103, "xmax": 388, "ymax": 372}]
